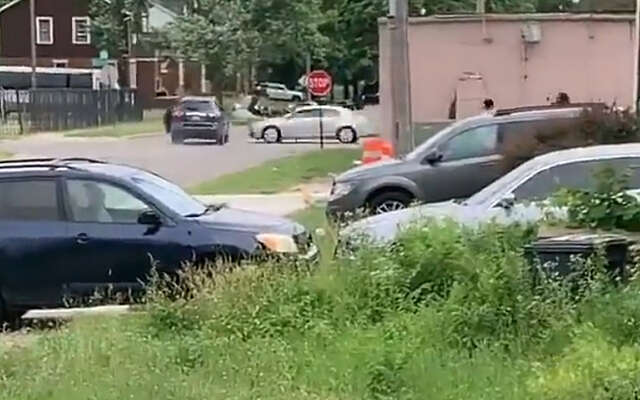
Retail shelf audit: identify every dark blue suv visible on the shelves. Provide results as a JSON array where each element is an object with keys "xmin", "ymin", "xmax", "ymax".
[{"xmin": 0, "ymin": 158, "xmax": 315, "ymax": 321}]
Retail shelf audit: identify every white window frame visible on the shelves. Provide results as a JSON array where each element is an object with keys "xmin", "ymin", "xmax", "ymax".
[
  {"xmin": 52, "ymin": 59, "xmax": 69, "ymax": 68},
  {"xmin": 36, "ymin": 16, "xmax": 54, "ymax": 45},
  {"xmin": 72, "ymin": 16, "xmax": 91, "ymax": 45}
]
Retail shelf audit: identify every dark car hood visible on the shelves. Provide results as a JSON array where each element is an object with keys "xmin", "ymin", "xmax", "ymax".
[
  {"xmin": 336, "ymin": 158, "xmax": 404, "ymax": 181},
  {"xmin": 194, "ymin": 207, "xmax": 305, "ymax": 236}
]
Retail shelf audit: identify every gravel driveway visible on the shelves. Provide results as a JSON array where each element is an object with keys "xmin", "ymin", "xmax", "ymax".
[{"xmin": 0, "ymin": 125, "xmax": 347, "ymax": 187}]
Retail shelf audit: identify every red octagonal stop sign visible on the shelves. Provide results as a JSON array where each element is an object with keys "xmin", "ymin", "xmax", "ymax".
[{"xmin": 307, "ymin": 70, "xmax": 333, "ymax": 97}]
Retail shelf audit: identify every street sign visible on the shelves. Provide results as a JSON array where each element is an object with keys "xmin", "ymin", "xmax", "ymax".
[{"xmin": 307, "ymin": 70, "xmax": 332, "ymax": 97}]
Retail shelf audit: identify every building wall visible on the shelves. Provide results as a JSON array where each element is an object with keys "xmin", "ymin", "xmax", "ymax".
[
  {"xmin": 148, "ymin": 4, "xmax": 175, "ymax": 30},
  {"xmin": 379, "ymin": 14, "xmax": 636, "ymax": 137},
  {"xmin": 0, "ymin": 0, "xmax": 98, "ymax": 60}
]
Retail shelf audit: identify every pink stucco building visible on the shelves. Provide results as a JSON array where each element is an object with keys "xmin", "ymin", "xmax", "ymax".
[{"xmin": 379, "ymin": 13, "xmax": 636, "ymax": 137}]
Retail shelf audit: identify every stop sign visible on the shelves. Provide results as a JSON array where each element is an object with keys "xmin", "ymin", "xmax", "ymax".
[{"xmin": 307, "ymin": 70, "xmax": 332, "ymax": 97}]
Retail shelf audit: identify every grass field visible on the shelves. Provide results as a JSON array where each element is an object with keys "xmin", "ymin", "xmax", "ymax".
[
  {"xmin": 191, "ymin": 148, "xmax": 360, "ymax": 194},
  {"xmin": 2, "ymin": 222, "xmax": 639, "ymax": 399},
  {"xmin": 64, "ymin": 117, "xmax": 164, "ymax": 138},
  {"xmin": 0, "ymin": 151, "xmax": 12, "ymax": 160}
]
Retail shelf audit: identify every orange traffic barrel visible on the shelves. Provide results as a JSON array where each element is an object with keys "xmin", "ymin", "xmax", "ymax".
[{"xmin": 362, "ymin": 138, "xmax": 394, "ymax": 164}]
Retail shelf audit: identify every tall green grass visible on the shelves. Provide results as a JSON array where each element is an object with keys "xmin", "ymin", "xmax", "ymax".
[{"xmin": 2, "ymin": 221, "xmax": 640, "ymax": 399}]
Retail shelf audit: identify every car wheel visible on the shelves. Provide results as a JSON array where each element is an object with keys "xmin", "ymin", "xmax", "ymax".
[
  {"xmin": 369, "ymin": 191, "xmax": 413, "ymax": 215},
  {"xmin": 171, "ymin": 132, "xmax": 183, "ymax": 144},
  {"xmin": 262, "ymin": 127, "xmax": 281, "ymax": 144},
  {"xmin": 293, "ymin": 95, "xmax": 303, "ymax": 102},
  {"xmin": 337, "ymin": 127, "xmax": 357, "ymax": 144}
]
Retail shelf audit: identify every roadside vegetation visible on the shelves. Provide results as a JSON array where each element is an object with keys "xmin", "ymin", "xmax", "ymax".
[
  {"xmin": 64, "ymin": 111, "xmax": 165, "ymax": 138},
  {"xmin": 191, "ymin": 148, "xmax": 360, "ymax": 194},
  {"xmin": 3, "ymin": 219, "xmax": 640, "ymax": 399}
]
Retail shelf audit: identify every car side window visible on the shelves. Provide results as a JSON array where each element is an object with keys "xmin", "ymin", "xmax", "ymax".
[
  {"xmin": 294, "ymin": 110, "xmax": 315, "ymax": 118},
  {"xmin": 513, "ymin": 158, "xmax": 640, "ymax": 202},
  {"xmin": 323, "ymin": 109, "xmax": 340, "ymax": 118},
  {"xmin": 66, "ymin": 180, "xmax": 151, "ymax": 224},
  {"xmin": 0, "ymin": 180, "xmax": 60, "ymax": 221},
  {"xmin": 441, "ymin": 124, "xmax": 498, "ymax": 162}
]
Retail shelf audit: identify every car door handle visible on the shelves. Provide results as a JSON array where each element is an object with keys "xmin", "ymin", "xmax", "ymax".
[{"xmin": 76, "ymin": 233, "xmax": 90, "ymax": 245}]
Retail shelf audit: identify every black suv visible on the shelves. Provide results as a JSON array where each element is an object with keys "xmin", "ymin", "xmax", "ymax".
[
  {"xmin": 0, "ymin": 158, "xmax": 315, "ymax": 321},
  {"xmin": 169, "ymin": 97, "xmax": 230, "ymax": 145}
]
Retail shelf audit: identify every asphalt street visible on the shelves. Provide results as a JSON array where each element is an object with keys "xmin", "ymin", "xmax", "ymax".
[{"xmin": 0, "ymin": 125, "xmax": 345, "ymax": 187}]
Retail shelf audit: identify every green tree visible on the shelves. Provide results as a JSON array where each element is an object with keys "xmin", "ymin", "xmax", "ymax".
[{"xmin": 88, "ymin": 0, "xmax": 150, "ymax": 57}]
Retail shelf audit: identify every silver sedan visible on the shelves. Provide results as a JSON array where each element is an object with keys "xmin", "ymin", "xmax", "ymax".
[{"xmin": 249, "ymin": 106, "xmax": 370, "ymax": 144}]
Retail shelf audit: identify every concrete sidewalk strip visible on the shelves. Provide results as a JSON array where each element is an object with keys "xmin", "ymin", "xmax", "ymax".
[
  {"xmin": 195, "ymin": 191, "xmax": 329, "ymax": 217},
  {"xmin": 23, "ymin": 305, "xmax": 133, "ymax": 320}
]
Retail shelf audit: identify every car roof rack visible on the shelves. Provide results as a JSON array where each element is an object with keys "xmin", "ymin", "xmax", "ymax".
[
  {"xmin": 494, "ymin": 102, "xmax": 606, "ymax": 117},
  {"xmin": 0, "ymin": 157, "xmax": 105, "ymax": 171}
]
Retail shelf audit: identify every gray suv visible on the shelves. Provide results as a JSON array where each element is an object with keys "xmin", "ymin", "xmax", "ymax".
[{"xmin": 327, "ymin": 104, "xmax": 600, "ymax": 216}]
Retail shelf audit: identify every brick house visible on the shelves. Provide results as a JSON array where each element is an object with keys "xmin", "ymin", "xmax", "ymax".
[{"xmin": 0, "ymin": 0, "xmax": 207, "ymax": 108}]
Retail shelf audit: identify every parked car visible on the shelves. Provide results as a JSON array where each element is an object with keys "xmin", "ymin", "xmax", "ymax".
[
  {"xmin": 170, "ymin": 97, "xmax": 230, "ymax": 145},
  {"xmin": 255, "ymin": 82, "xmax": 305, "ymax": 102},
  {"xmin": 359, "ymin": 93, "xmax": 379, "ymax": 107},
  {"xmin": 0, "ymin": 158, "xmax": 316, "ymax": 321},
  {"xmin": 342, "ymin": 143, "xmax": 640, "ymax": 244},
  {"xmin": 327, "ymin": 104, "xmax": 602, "ymax": 216},
  {"xmin": 249, "ymin": 105, "xmax": 368, "ymax": 143}
]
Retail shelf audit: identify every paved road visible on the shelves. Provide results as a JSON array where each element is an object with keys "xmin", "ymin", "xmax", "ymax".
[{"xmin": 0, "ymin": 125, "xmax": 350, "ymax": 187}]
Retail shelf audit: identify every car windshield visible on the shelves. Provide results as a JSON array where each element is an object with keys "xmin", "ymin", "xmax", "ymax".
[
  {"xmin": 181, "ymin": 100, "xmax": 218, "ymax": 113},
  {"xmin": 465, "ymin": 160, "xmax": 535, "ymax": 206},
  {"xmin": 129, "ymin": 172, "xmax": 207, "ymax": 217}
]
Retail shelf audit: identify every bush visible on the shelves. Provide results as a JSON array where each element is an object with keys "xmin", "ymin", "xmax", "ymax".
[
  {"xmin": 502, "ymin": 106, "xmax": 640, "ymax": 172},
  {"xmin": 3, "ymin": 220, "xmax": 640, "ymax": 399}
]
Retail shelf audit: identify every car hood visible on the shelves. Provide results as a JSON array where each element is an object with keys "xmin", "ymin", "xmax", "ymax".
[
  {"xmin": 336, "ymin": 158, "xmax": 404, "ymax": 181},
  {"xmin": 194, "ymin": 207, "xmax": 306, "ymax": 236},
  {"xmin": 342, "ymin": 201, "xmax": 550, "ymax": 244}
]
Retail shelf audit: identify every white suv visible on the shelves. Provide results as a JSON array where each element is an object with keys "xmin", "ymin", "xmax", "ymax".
[{"xmin": 258, "ymin": 82, "xmax": 304, "ymax": 101}]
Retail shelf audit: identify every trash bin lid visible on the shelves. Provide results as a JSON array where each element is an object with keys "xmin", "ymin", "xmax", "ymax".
[{"xmin": 526, "ymin": 233, "xmax": 631, "ymax": 253}]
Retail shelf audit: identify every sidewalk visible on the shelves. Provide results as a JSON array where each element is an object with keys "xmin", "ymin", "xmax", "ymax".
[{"xmin": 194, "ymin": 182, "xmax": 331, "ymax": 216}]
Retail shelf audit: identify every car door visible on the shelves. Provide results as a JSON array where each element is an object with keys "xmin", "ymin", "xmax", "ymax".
[
  {"xmin": 321, "ymin": 108, "xmax": 341, "ymax": 136},
  {"xmin": 412, "ymin": 124, "xmax": 503, "ymax": 202},
  {"xmin": 0, "ymin": 177, "xmax": 71, "ymax": 308},
  {"xmin": 282, "ymin": 109, "xmax": 321, "ymax": 138},
  {"xmin": 62, "ymin": 178, "xmax": 193, "ymax": 299}
]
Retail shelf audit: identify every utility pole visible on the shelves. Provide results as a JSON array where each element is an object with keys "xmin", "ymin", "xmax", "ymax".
[
  {"xmin": 30, "ymin": 0, "xmax": 37, "ymax": 89},
  {"xmin": 634, "ymin": 0, "xmax": 640, "ymax": 111},
  {"xmin": 388, "ymin": 0, "xmax": 413, "ymax": 155}
]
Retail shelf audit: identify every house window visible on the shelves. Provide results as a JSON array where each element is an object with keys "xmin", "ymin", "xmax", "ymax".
[
  {"xmin": 52, "ymin": 59, "xmax": 68, "ymax": 68},
  {"xmin": 72, "ymin": 17, "xmax": 91, "ymax": 45},
  {"xmin": 36, "ymin": 17, "xmax": 53, "ymax": 45}
]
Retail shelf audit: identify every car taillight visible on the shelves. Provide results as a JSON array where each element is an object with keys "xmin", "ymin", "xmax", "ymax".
[{"xmin": 172, "ymin": 110, "xmax": 185, "ymax": 119}]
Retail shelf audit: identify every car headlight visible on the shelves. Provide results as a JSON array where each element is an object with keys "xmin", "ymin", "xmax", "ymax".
[
  {"xmin": 256, "ymin": 233, "xmax": 298, "ymax": 254},
  {"xmin": 330, "ymin": 182, "xmax": 354, "ymax": 201}
]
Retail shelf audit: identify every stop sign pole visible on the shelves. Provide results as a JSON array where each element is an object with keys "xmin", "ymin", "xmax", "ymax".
[{"xmin": 307, "ymin": 70, "xmax": 332, "ymax": 149}]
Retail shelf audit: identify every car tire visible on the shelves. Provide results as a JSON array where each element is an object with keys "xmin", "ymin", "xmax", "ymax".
[
  {"xmin": 368, "ymin": 191, "xmax": 413, "ymax": 215},
  {"xmin": 262, "ymin": 127, "xmax": 281, "ymax": 144},
  {"xmin": 337, "ymin": 127, "xmax": 357, "ymax": 144},
  {"xmin": 171, "ymin": 132, "xmax": 183, "ymax": 144},
  {"xmin": 293, "ymin": 95, "xmax": 303, "ymax": 102}
]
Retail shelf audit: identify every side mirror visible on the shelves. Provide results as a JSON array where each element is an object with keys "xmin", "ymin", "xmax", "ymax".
[
  {"xmin": 496, "ymin": 194, "xmax": 516, "ymax": 210},
  {"xmin": 138, "ymin": 210, "xmax": 161, "ymax": 226},
  {"xmin": 424, "ymin": 149, "xmax": 443, "ymax": 164}
]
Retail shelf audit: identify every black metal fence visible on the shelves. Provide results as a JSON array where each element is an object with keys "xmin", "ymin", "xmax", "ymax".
[{"xmin": 0, "ymin": 89, "xmax": 143, "ymax": 135}]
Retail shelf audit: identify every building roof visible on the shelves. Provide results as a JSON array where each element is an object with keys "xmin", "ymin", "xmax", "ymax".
[{"xmin": 379, "ymin": 12, "xmax": 634, "ymax": 25}]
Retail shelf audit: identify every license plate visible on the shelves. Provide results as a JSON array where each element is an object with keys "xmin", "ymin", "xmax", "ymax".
[{"xmin": 191, "ymin": 116, "xmax": 201, "ymax": 121}]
